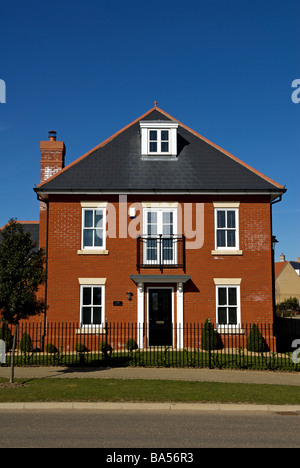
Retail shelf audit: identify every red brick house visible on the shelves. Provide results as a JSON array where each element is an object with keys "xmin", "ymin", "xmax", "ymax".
[{"xmin": 34, "ymin": 104, "xmax": 285, "ymax": 348}]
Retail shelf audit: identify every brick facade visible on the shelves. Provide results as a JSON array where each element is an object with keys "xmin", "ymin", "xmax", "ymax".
[{"xmin": 40, "ymin": 194, "xmax": 273, "ymax": 326}]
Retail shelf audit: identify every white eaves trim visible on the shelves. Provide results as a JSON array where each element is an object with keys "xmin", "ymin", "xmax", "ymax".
[{"xmin": 38, "ymin": 191, "xmax": 284, "ymax": 197}]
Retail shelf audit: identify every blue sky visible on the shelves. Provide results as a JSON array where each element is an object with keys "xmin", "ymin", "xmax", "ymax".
[{"xmin": 0, "ymin": 0, "xmax": 299, "ymax": 262}]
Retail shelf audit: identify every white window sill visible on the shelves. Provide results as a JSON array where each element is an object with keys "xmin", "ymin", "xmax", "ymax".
[
  {"xmin": 211, "ymin": 250, "xmax": 243, "ymax": 256},
  {"xmin": 76, "ymin": 327, "xmax": 106, "ymax": 334},
  {"xmin": 77, "ymin": 249, "xmax": 109, "ymax": 255},
  {"xmin": 216, "ymin": 327, "xmax": 244, "ymax": 334}
]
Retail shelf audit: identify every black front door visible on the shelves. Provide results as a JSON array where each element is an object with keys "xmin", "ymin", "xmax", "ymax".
[{"xmin": 148, "ymin": 289, "xmax": 172, "ymax": 346}]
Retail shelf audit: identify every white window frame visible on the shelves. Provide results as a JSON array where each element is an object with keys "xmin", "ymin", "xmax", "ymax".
[
  {"xmin": 214, "ymin": 280, "xmax": 241, "ymax": 329},
  {"xmin": 143, "ymin": 206, "xmax": 178, "ymax": 266},
  {"xmin": 140, "ymin": 121, "xmax": 178, "ymax": 156},
  {"xmin": 213, "ymin": 202, "xmax": 240, "ymax": 252},
  {"xmin": 79, "ymin": 283, "xmax": 105, "ymax": 329},
  {"xmin": 81, "ymin": 205, "xmax": 106, "ymax": 251}
]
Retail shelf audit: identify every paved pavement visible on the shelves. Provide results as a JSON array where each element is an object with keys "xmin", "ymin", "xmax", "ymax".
[
  {"xmin": 0, "ymin": 365, "xmax": 299, "ymax": 385},
  {"xmin": 0, "ymin": 366, "xmax": 299, "ymax": 412}
]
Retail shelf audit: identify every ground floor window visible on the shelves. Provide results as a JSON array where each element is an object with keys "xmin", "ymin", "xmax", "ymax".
[
  {"xmin": 216, "ymin": 284, "xmax": 240, "ymax": 326},
  {"xmin": 80, "ymin": 285, "xmax": 104, "ymax": 327}
]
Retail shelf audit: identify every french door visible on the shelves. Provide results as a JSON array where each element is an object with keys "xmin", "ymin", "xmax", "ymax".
[
  {"xmin": 148, "ymin": 288, "xmax": 173, "ymax": 346},
  {"xmin": 144, "ymin": 208, "xmax": 177, "ymax": 266}
]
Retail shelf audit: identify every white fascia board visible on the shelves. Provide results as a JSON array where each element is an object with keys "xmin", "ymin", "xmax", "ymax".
[
  {"xmin": 139, "ymin": 121, "xmax": 179, "ymax": 129},
  {"xmin": 37, "ymin": 191, "xmax": 283, "ymax": 197}
]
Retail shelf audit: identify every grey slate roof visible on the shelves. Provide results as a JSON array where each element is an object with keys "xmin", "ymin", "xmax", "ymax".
[
  {"xmin": 290, "ymin": 261, "xmax": 300, "ymax": 271},
  {"xmin": 36, "ymin": 108, "xmax": 285, "ymax": 195}
]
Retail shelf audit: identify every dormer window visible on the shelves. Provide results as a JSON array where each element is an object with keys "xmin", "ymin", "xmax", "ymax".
[
  {"xmin": 140, "ymin": 121, "xmax": 178, "ymax": 157},
  {"xmin": 149, "ymin": 129, "xmax": 169, "ymax": 153}
]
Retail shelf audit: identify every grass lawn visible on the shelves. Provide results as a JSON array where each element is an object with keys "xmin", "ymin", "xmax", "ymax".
[{"xmin": 0, "ymin": 378, "xmax": 299, "ymax": 405}]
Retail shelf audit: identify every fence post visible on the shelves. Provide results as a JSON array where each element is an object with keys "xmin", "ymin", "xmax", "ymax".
[
  {"xmin": 208, "ymin": 319, "xmax": 212, "ymax": 369},
  {"xmin": 0, "ymin": 339, "xmax": 5, "ymax": 365}
]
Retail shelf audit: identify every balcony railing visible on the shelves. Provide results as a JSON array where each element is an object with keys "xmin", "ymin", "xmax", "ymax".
[{"xmin": 137, "ymin": 235, "xmax": 185, "ymax": 272}]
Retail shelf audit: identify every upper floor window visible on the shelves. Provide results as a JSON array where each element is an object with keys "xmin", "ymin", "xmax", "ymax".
[
  {"xmin": 82, "ymin": 208, "xmax": 104, "ymax": 248},
  {"xmin": 216, "ymin": 209, "xmax": 237, "ymax": 248},
  {"xmin": 149, "ymin": 129, "xmax": 169, "ymax": 153},
  {"xmin": 213, "ymin": 202, "xmax": 240, "ymax": 252},
  {"xmin": 140, "ymin": 121, "xmax": 178, "ymax": 157},
  {"xmin": 143, "ymin": 205, "xmax": 178, "ymax": 265},
  {"xmin": 81, "ymin": 202, "xmax": 107, "ymax": 251}
]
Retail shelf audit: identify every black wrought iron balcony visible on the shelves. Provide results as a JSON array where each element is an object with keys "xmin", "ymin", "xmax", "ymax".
[{"xmin": 137, "ymin": 235, "xmax": 185, "ymax": 272}]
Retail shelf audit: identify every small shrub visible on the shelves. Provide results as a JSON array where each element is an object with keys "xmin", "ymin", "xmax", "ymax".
[
  {"xmin": 99, "ymin": 341, "xmax": 112, "ymax": 355},
  {"xmin": 247, "ymin": 324, "xmax": 267, "ymax": 352},
  {"xmin": 19, "ymin": 332, "xmax": 33, "ymax": 353},
  {"xmin": 75, "ymin": 342, "xmax": 88, "ymax": 365},
  {"xmin": 129, "ymin": 349, "xmax": 145, "ymax": 367},
  {"xmin": 201, "ymin": 319, "xmax": 218, "ymax": 350},
  {"xmin": 75, "ymin": 342, "xmax": 87, "ymax": 353},
  {"xmin": 126, "ymin": 338, "xmax": 138, "ymax": 351},
  {"xmin": 45, "ymin": 343, "xmax": 58, "ymax": 353}
]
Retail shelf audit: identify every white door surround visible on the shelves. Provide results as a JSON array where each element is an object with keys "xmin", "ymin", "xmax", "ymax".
[{"xmin": 131, "ymin": 274, "xmax": 190, "ymax": 349}]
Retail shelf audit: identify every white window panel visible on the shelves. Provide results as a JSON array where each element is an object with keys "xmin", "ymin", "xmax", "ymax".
[
  {"xmin": 140, "ymin": 121, "xmax": 178, "ymax": 156},
  {"xmin": 215, "ymin": 284, "xmax": 241, "ymax": 328},
  {"xmin": 214, "ymin": 206, "xmax": 239, "ymax": 251},
  {"xmin": 80, "ymin": 284, "xmax": 105, "ymax": 328},
  {"xmin": 82, "ymin": 207, "xmax": 106, "ymax": 250},
  {"xmin": 143, "ymin": 207, "xmax": 177, "ymax": 265}
]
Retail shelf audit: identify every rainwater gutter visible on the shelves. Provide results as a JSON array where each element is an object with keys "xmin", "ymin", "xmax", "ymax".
[{"xmin": 36, "ymin": 193, "xmax": 49, "ymax": 351}]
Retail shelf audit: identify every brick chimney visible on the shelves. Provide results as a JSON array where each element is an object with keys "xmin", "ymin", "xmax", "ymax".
[
  {"xmin": 40, "ymin": 131, "xmax": 65, "ymax": 183},
  {"xmin": 280, "ymin": 253, "xmax": 285, "ymax": 262}
]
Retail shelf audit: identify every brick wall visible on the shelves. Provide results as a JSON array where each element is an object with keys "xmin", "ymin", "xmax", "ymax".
[{"xmin": 38, "ymin": 194, "xmax": 274, "ymax": 326}]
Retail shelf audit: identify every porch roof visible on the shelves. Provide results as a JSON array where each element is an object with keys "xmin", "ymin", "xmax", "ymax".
[{"xmin": 130, "ymin": 274, "xmax": 191, "ymax": 284}]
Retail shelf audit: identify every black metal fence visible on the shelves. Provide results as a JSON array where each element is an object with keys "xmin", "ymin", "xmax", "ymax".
[{"xmin": 0, "ymin": 320, "xmax": 299, "ymax": 371}]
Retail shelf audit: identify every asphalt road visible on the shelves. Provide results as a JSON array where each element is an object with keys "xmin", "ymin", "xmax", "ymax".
[{"xmin": 1, "ymin": 409, "xmax": 299, "ymax": 449}]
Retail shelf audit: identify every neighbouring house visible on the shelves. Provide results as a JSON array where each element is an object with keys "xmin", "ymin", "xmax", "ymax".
[
  {"xmin": 289, "ymin": 258, "xmax": 300, "ymax": 277},
  {"xmin": 275, "ymin": 254, "xmax": 300, "ymax": 305},
  {"xmin": 33, "ymin": 104, "xmax": 286, "ymax": 348},
  {"xmin": 0, "ymin": 221, "xmax": 39, "ymax": 250}
]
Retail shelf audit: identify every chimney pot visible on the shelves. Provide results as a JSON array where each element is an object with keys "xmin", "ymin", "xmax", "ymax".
[
  {"xmin": 48, "ymin": 130, "xmax": 57, "ymax": 141},
  {"xmin": 280, "ymin": 253, "xmax": 285, "ymax": 262}
]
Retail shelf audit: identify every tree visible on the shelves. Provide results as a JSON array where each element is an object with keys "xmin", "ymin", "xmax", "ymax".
[
  {"xmin": 276, "ymin": 297, "xmax": 300, "ymax": 317},
  {"xmin": 0, "ymin": 219, "xmax": 45, "ymax": 383}
]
